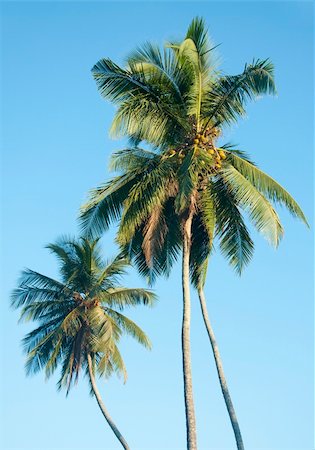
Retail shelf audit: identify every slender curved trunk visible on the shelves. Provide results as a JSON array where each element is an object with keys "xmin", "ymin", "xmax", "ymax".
[
  {"xmin": 197, "ymin": 287, "xmax": 244, "ymax": 450},
  {"xmin": 182, "ymin": 211, "xmax": 198, "ymax": 450},
  {"xmin": 87, "ymin": 354, "xmax": 130, "ymax": 450}
]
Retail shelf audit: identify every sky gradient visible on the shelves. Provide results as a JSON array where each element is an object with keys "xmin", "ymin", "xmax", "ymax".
[{"xmin": 1, "ymin": 2, "xmax": 314, "ymax": 450}]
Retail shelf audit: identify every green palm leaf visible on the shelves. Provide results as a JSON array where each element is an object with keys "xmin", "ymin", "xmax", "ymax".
[
  {"xmin": 102, "ymin": 287, "xmax": 156, "ymax": 308},
  {"xmin": 127, "ymin": 42, "xmax": 185, "ymax": 104},
  {"xmin": 80, "ymin": 173, "xmax": 138, "ymax": 238},
  {"xmin": 105, "ymin": 308, "xmax": 152, "ymax": 350},
  {"xmin": 221, "ymin": 165, "xmax": 283, "ymax": 246},
  {"xmin": 227, "ymin": 151, "xmax": 308, "ymax": 225},
  {"xmin": 213, "ymin": 177, "xmax": 254, "ymax": 273},
  {"xmin": 92, "ymin": 57, "xmax": 158, "ymax": 104},
  {"xmin": 203, "ymin": 59, "xmax": 276, "ymax": 128}
]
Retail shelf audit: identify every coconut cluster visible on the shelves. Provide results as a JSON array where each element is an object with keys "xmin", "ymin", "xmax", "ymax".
[
  {"xmin": 165, "ymin": 127, "xmax": 227, "ymax": 174},
  {"xmin": 193, "ymin": 128, "xmax": 226, "ymax": 172}
]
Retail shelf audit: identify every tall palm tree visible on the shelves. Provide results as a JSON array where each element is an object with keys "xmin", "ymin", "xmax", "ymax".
[
  {"xmin": 81, "ymin": 145, "xmax": 307, "ymax": 449},
  {"xmin": 80, "ymin": 17, "xmax": 308, "ymax": 450},
  {"xmin": 11, "ymin": 237, "xmax": 156, "ymax": 450}
]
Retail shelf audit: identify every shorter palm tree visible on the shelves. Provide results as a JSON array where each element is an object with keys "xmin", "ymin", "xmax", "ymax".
[{"xmin": 11, "ymin": 237, "xmax": 156, "ymax": 450}]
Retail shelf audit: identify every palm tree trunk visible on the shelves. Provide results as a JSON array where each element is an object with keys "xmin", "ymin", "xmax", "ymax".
[
  {"xmin": 87, "ymin": 353, "xmax": 130, "ymax": 450},
  {"xmin": 182, "ymin": 211, "xmax": 198, "ymax": 450},
  {"xmin": 197, "ymin": 287, "xmax": 245, "ymax": 450}
]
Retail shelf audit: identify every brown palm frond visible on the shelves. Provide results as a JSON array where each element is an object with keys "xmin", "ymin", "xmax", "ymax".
[{"xmin": 142, "ymin": 205, "xmax": 167, "ymax": 266}]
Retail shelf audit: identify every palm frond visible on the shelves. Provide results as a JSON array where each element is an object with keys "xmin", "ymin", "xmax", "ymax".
[
  {"xmin": 22, "ymin": 318, "xmax": 63, "ymax": 353},
  {"xmin": 96, "ymin": 254, "xmax": 129, "ymax": 289},
  {"xmin": 109, "ymin": 147, "xmax": 158, "ymax": 173},
  {"xmin": 174, "ymin": 151, "xmax": 198, "ymax": 213},
  {"xmin": 44, "ymin": 335, "xmax": 65, "ymax": 378},
  {"xmin": 213, "ymin": 177, "xmax": 254, "ymax": 273},
  {"xmin": 142, "ymin": 204, "xmax": 167, "ymax": 266},
  {"xmin": 24, "ymin": 326, "xmax": 64, "ymax": 376},
  {"xmin": 19, "ymin": 299, "xmax": 74, "ymax": 323},
  {"xmin": 80, "ymin": 173, "xmax": 138, "ymax": 238},
  {"xmin": 92, "ymin": 57, "xmax": 159, "ymax": 104},
  {"xmin": 126, "ymin": 42, "xmax": 185, "ymax": 104},
  {"xmin": 190, "ymin": 212, "xmax": 212, "ymax": 287},
  {"xmin": 203, "ymin": 59, "xmax": 276, "ymax": 128},
  {"xmin": 198, "ymin": 187, "xmax": 216, "ymax": 242},
  {"xmin": 121, "ymin": 197, "xmax": 181, "ymax": 285},
  {"xmin": 227, "ymin": 152, "xmax": 308, "ymax": 225},
  {"xmin": 109, "ymin": 95, "xmax": 186, "ymax": 147},
  {"xmin": 117, "ymin": 164, "xmax": 175, "ymax": 245},
  {"xmin": 104, "ymin": 308, "xmax": 152, "ymax": 350},
  {"xmin": 110, "ymin": 343, "xmax": 128, "ymax": 382},
  {"xmin": 102, "ymin": 287, "xmax": 157, "ymax": 309},
  {"xmin": 12, "ymin": 286, "xmax": 69, "ymax": 311},
  {"xmin": 221, "ymin": 165, "xmax": 283, "ymax": 247},
  {"xmin": 11, "ymin": 270, "xmax": 69, "ymax": 308}
]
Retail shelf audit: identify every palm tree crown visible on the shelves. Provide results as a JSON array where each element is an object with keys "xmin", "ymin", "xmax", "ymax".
[
  {"xmin": 81, "ymin": 145, "xmax": 307, "ymax": 284},
  {"xmin": 11, "ymin": 237, "xmax": 156, "ymax": 393},
  {"xmin": 82, "ymin": 17, "xmax": 307, "ymax": 282}
]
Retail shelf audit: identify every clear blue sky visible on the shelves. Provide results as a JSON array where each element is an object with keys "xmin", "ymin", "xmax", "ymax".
[{"xmin": 1, "ymin": 2, "xmax": 313, "ymax": 450}]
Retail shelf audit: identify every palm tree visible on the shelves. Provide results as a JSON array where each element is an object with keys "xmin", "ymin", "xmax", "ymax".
[
  {"xmin": 81, "ymin": 146, "xmax": 307, "ymax": 449},
  {"xmin": 11, "ymin": 237, "xmax": 156, "ymax": 450},
  {"xmin": 80, "ymin": 17, "xmax": 308, "ymax": 450}
]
